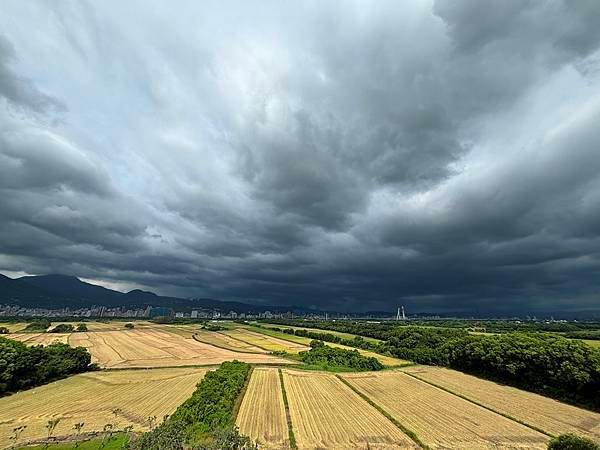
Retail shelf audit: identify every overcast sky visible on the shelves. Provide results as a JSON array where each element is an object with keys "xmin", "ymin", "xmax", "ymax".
[{"xmin": 1, "ymin": 1, "xmax": 600, "ymax": 313}]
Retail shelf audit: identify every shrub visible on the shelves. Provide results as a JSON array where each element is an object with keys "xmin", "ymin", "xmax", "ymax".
[
  {"xmin": 547, "ymin": 433, "xmax": 600, "ymax": 450},
  {"xmin": 24, "ymin": 319, "xmax": 51, "ymax": 332},
  {"xmin": 49, "ymin": 324, "xmax": 74, "ymax": 333},
  {"xmin": 299, "ymin": 341, "xmax": 383, "ymax": 371},
  {"xmin": 124, "ymin": 323, "xmax": 135, "ymax": 329},
  {"xmin": 0, "ymin": 327, "xmax": 8, "ymax": 334}
]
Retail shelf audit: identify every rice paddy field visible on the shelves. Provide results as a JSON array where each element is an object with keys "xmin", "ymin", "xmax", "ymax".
[
  {"xmin": 67, "ymin": 328, "xmax": 292, "ymax": 368},
  {"xmin": 0, "ymin": 367, "xmax": 207, "ymax": 449},
  {"xmin": 6, "ymin": 332, "xmax": 70, "ymax": 345},
  {"xmin": 194, "ymin": 330, "xmax": 267, "ymax": 353},
  {"xmin": 236, "ymin": 368, "xmax": 290, "ymax": 449},
  {"xmin": 3, "ymin": 322, "xmax": 600, "ymax": 449},
  {"xmin": 404, "ymin": 366, "xmax": 600, "ymax": 441},
  {"xmin": 222, "ymin": 328, "xmax": 311, "ymax": 353},
  {"xmin": 282, "ymin": 369, "xmax": 418, "ymax": 449},
  {"xmin": 341, "ymin": 371, "xmax": 548, "ymax": 449}
]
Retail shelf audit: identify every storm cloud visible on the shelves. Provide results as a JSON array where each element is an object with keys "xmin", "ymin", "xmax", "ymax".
[{"xmin": 1, "ymin": 0, "xmax": 600, "ymax": 314}]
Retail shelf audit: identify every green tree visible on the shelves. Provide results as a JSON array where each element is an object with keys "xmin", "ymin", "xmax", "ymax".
[{"xmin": 547, "ymin": 433, "xmax": 600, "ymax": 449}]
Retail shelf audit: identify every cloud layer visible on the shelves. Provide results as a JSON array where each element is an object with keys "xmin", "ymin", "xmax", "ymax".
[{"xmin": 1, "ymin": 0, "xmax": 600, "ymax": 313}]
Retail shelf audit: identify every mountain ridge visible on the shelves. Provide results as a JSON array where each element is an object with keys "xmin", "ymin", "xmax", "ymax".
[{"xmin": 0, "ymin": 273, "xmax": 315, "ymax": 313}]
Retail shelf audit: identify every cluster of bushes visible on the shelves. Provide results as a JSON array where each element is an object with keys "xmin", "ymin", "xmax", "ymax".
[
  {"xmin": 129, "ymin": 361, "xmax": 256, "ymax": 449},
  {"xmin": 298, "ymin": 340, "xmax": 383, "ymax": 371},
  {"xmin": 24, "ymin": 319, "xmax": 52, "ymax": 332},
  {"xmin": 548, "ymin": 433, "xmax": 600, "ymax": 450},
  {"xmin": 49, "ymin": 323, "xmax": 74, "ymax": 333},
  {"xmin": 0, "ymin": 337, "xmax": 94, "ymax": 395},
  {"xmin": 202, "ymin": 324, "xmax": 226, "ymax": 332}
]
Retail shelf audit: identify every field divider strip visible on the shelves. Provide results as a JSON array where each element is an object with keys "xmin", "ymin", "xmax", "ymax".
[
  {"xmin": 232, "ymin": 366, "xmax": 254, "ymax": 423},
  {"xmin": 403, "ymin": 372, "xmax": 553, "ymax": 438},
  {"xmin": 335, "ymin": 374, "xmax": 429, "ymax": 449},
  {"xmin": 278, "ymin": 369, "xmax": 298, "ymax": 450}
]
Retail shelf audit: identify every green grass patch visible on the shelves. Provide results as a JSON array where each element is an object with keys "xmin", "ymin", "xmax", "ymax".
[
  {"xmin": 278, "ymin": 369, "xmax": 297, "ymax": 450},
  {"xmin": 18, "ymin": 433, "xmax": 128, "ymax": 449}
]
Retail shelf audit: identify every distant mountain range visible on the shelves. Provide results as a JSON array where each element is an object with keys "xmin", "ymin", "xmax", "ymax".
[{"xmin": 0, "ymin": 273, "xmax": 313, "ymax": 314}]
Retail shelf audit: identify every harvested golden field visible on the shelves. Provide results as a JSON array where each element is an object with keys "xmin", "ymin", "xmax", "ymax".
[
  {"xmin": 68, "ymin": 328, "xmax": 292, "ymax": 368},
  {"xmin": 404, "ymin": 366, "xmax": 600, "ymax": 441},
  {"xmin": 1, "ymin": 322, "xmax": 27, "ymax": 332},
  {"xmin": 282, "ymin": 369, "xmax": 417, "ymax": 449},
  {"xmin": 223, "ymin": 329, "xmax": 310, "ymax": 353},
  {"xmin": 0, "ymin": 367, "xmax": 206, "ymax": 448},
  {"xmin": 342, "ymin": 371, "xmax": 548, "ymax": 449},
  {"xmin": 6, "ymin": 332, "xmax": 70, "ymax": 345},
  {"xmin": 194, "ymin": 330, "xmax": 267, "ymax": 353},
  {"xmin": 236, "ymin": 368, "xmax": 289, "ymax": 449}
]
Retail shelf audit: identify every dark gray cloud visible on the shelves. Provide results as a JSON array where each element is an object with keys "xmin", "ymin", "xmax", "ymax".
[{"xmin": 1, "ymin": 0, "xmax": 600, "ymax": 314}]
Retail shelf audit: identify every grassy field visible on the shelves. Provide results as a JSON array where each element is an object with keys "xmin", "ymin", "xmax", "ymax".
[
  {"xmin": 67, "ymin": 327, "xmax": 292, "ymax": 368},
  {"xmin": 0, "ymin": 368, "xmax": 206, "ymax": 449},
  {"xmin": 342, "ymin": 371, "xmax": 548, "ymax": 449},
  {"xmin": 579, "ymin": 339, "xmax": 600, "ymax": 348},
  {"xmin": 236, "ymin": 368, "xmax": 290, "ymax": 449},
  {"xmin": 404, "ymin": 366, "xmax": 600, "ymax": 441},
  {"xmin": 281, "ymin": 369, "xmax": 417, "ymax": 449}
]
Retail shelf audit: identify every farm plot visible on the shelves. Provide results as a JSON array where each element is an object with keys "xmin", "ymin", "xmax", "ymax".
[
  {"xmin": 6, "ymin": 332, "xmax": 70, "ymax": 345},
  {"xmin": 248, "ymin": 327, "xmax": 408, "ymax": 366},
  {"xmin": 68, "ymin": 328, "xmax": 292, "ymax": 368},
  {"xmin": 282, "ymin": 369, "xmax": 418, "ymax": 449},
  {"xmin": 223, "ymin": 329, "xmax": 310, "ymax": 353},
  {"xmin": 194, "ymin": 330, "xmax": 267, "ymax": 353},
  {"xmin": 0, "ymin": 367, "xmax": 206, "ymax": 448},
  {"xmin": 342, "ymin": 371, "xmax": 548, "ymax": 449},
  {"xmin": 0, "ymin": 322, "xmax": 27, "ymax": 332},
  {"xmin": 404, "ymin": 366, "xmax": 600, "ymax": 441},
  {"xmin": 236, "ymin": 368, "xmax": 289, "ymax": 449}
]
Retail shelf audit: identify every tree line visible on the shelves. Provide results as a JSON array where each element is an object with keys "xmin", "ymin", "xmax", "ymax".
[
  {"xmin": 0, "ymin": 337, "xmax": 94, "ymax": 395},
  {"xmin": 128, "ymin": 361, "xmax": 256, "ymax": 449}
]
